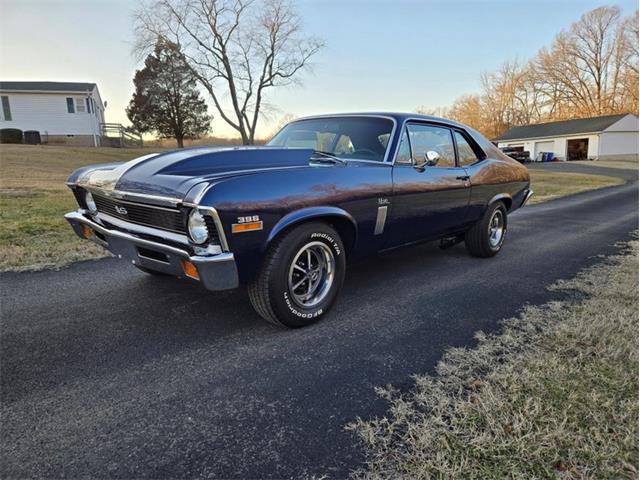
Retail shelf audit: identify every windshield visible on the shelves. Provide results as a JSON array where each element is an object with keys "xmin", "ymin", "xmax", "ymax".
[{"xmin": 268, "ymin": 116, "xmax": 394, "ymax": 162}]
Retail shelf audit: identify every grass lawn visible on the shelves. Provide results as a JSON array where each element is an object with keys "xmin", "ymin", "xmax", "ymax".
[
  {"xmin": 349, "ymin": 238, "xmax": 638, "ymax": 479},
  {"xmin": 572, "ymin": 158, "xmax": 639, "ymax": 170},
  {"xmin": 0, "ymin": 145, "xmax": 163, "ymax": 271},
  {"xmin": 0, "ymin": 144, "xmax": 629, "ymax": 271},
  {"xmin": 529, "ymin": 169, "xmax": 624, "ymax": 204}
]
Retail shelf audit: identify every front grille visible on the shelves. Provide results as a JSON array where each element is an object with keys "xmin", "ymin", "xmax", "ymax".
[{"xmin": 93, "ymin": 193, "xmax": 186, "ymax": 234}]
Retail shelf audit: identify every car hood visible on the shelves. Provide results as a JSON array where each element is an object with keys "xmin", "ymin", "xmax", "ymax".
[{"xmin": 76, "ymin": 146, "xmax": 316, "ymax": 199}]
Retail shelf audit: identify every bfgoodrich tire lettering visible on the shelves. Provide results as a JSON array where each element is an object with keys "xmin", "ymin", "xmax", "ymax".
[
  {"xmin": 465, "ymin": 202, "xmax": 508, "ymax": 258},
  {"xmin": 248, "ymin": 222, "xmax": 345, "ymax": 327}
]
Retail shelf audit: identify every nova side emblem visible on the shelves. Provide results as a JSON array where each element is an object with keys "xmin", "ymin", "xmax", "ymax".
[{"xmin": 115, "ymin": 205, "xmax": 128, "ymax": 215}]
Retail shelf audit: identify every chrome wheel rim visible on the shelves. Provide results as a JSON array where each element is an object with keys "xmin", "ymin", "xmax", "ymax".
[
  {"xmin": 488, "ymin": 210, "xmax": 505, "ymax": 248},
  {"xmin": 288, "ymin": 241, "xmax": 335, "ymax": 309}
]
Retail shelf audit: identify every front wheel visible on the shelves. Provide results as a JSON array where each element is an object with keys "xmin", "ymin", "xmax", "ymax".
[
  {"xmin": 248, "ymin": 222, "xmax": 346, "ymax": 328},
  {"xmin": 465, "ymin": 202, "xmax": 508, "ymax": 257}
]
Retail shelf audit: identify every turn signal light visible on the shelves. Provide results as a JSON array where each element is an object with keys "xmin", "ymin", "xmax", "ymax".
[
  {"xmin": 232, "ymin": 221, "xmax": 263, "ymax": 233},
  {"xmin": 181, "ymin": 260, "xmax": 200, "ymax": 280},
  {"xmin": 81, "ymin": 225, "xmax": 92, "ymax": 239}
]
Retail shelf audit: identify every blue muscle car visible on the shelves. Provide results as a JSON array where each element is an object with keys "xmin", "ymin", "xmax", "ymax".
[{"xmin": 65, "ymin": 113, "xmax": 532, "ymax": 327}]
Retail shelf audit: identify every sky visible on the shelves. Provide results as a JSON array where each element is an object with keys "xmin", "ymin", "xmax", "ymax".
[{"xmin": 1, "ymin": 0, "xmax": 637, "ymax": 138}]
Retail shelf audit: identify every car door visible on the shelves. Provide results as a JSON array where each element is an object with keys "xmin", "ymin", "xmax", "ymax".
[{"xmin": 387, "ymin": 122, "xmax": 471, "ymax": 246}]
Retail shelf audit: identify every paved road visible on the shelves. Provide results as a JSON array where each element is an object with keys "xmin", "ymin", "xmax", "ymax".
[{"xmin": 1, "ymin": 163, "xmax": 637, "ymax": 479}]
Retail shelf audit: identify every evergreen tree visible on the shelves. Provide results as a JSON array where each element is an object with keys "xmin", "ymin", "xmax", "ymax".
[{"xmin": 127, "ymin": 39, "xmax": 211, "ymax": 147}]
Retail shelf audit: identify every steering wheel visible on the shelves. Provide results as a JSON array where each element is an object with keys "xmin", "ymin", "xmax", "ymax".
[{"xmin": 351, "ymin": 148, "xmax": 378, "ymax": 158}]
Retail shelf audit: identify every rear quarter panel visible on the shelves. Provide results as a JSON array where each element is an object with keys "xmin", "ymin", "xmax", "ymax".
[
  {"xmin": 465, "ymin": 127, "xmax": 530, "ymax": 219},
  {"xmin": 465, "ymin": 154, "xmax": 530, "ymax": 222}
]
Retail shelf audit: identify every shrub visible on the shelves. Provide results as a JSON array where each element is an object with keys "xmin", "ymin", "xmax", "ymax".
[{"xmin": 0, "ymin": 128, "xmax": 23, "ymax": 144}]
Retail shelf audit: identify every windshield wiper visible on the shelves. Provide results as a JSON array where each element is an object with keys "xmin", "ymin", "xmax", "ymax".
[{"xmin": 309, "ymin": 151, "xmax": 347, "ymax": 165}]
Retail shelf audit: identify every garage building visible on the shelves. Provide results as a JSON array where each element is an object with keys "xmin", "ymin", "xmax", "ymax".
[{"xmin": 496, "ymin": 113, "xmax": 638, "ymax": 161}]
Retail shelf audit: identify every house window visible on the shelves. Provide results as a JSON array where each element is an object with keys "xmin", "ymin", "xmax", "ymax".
[
  {"xmin": 67, "ymin": 97, "xmax": 75, "ymax": 113},
  {"xmin": 86, "ymin": 98, "xmax": 92, "ymax": 114},
  {"xmin": 1, "ymin": 96, "xmax": 11, "ymax": 121},
  {"xmin": 75, "ymin": 98, "xmax": 85, "ymax": 113}
]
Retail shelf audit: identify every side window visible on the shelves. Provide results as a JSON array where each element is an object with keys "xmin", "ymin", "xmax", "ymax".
[
  {"xmin": 407, "ymin": 124, "xmax": 456, "ymax": 168},
  {"xmin": 454, "ymin": 131, "xmax": 479, "ymax": 166},
  {"xmin": 66, "ymin": 97, "xmax": 75, "ymax": 113},
  {"xmin": 395, "ymin": 128, "xmax": 412, "ymax": 164}
]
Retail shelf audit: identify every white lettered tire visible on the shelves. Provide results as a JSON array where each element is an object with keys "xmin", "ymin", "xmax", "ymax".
[{"xmin": 248, "ymin": 222, "xmax": 346, "ymax": 327}]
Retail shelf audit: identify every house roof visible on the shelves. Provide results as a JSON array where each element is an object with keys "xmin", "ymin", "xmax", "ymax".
[
  {"xmin": 0, "ymin": 81, "xmax": 97, "ymax": 93},
  {"xmin": 495, "ymin": 114, "xmax": 630, "ymax": 141}
]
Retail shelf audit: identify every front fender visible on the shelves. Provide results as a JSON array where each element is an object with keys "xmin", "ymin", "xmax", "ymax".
[{"xmin": 267, "ymin": 206, "xmax": 357, "ymax": 245}]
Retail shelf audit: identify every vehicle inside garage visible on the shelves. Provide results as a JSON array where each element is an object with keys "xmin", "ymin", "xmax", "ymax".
[{"xmin": 566, "ymin": 138, "xmax": 589, "ymax": 160}]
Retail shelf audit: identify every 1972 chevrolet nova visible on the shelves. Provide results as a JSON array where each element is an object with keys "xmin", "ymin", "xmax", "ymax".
[{"xmin": 65, "ymin": 113, "xmax": 532, "ymax": 327}]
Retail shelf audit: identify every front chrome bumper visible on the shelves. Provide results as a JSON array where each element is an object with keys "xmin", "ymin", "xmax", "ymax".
[{"xmin": 65, "ymin": 211, "xmax": 239, "ymax": 291}]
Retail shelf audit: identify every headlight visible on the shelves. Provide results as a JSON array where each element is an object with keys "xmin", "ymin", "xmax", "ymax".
[
  {"xmin": 85, "ymin": 191, "xmax": 97, "ymax": 214},
  {"xmin": 188, "ymin": 209, "xmax": 209, "ymax": 244}
]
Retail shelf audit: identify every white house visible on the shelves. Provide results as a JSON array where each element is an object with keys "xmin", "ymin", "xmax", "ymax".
[
  {"xmin": 0, "ymin": 81, "xmax": 106, "ymax": 146},
  {"xmin": 496, "ymin": 114, "xmax": 639, "ymax": 161}
]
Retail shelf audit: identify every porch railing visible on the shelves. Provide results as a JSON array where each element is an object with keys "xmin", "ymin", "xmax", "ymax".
[{"xmin": 100, "ymin": 123, "xmax": 143, "ymax": 148}]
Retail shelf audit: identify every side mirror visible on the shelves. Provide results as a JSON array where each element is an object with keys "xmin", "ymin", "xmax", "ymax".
[
  {"xmin": 425, "ymin": 150, "xmax": 440, "ymax": 166},
  {"xmin": 415, "ymin": 150, "xmax": 440, "ymax": 169}
]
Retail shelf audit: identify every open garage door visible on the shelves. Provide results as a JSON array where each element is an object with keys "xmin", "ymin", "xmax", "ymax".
[
  {"xmin": 534, "ymin": 141, "xmax": 554, "ymax": 161},
  {"xmin": 566, "ymin": 138, "xmax": 589, "ymax": 160}
]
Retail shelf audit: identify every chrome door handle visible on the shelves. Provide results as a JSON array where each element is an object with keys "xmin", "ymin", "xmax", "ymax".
[{"xmin": 456, "ymin": 175, "xmax": 470, "ymax": 181}]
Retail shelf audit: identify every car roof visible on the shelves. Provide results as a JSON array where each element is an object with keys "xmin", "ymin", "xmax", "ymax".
[{"xmin": 295, "ymin": 112, "xmax": 467, "ymax": 129}]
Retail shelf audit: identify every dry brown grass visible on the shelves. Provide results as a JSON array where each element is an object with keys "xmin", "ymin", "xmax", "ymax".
[
  {"xmin": 348, "ymin": 238, "xmax": 639, "ymax": 479},
  {"xmin": 0, "ymin": 144, "xmax": 162, "ymax": 190},
  {"xmin": 572, "ymin": 158, "xmax": 639, "ymax": 170},
  {"xmin": 529, "ymin": 170, "xmax": 625, "ymax": 204},
  {"xmin": 145, "ymin": 135, "xmax": 266, "ymax": 148},
  {"xmin": 0, "ymin": 145, "xmax": 164, "ymax": 271}
]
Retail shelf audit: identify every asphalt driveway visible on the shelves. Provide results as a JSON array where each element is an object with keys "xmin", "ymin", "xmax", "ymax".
[{"xmin": 1, "ymin": 163, "xmax": 637, "ymax": 478}]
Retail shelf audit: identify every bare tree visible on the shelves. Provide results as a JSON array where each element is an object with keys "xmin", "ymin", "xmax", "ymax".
[
  {"xmin": 618, "ymin": 11, "xmax": 639, "ymax": 114},
  {"xmin": 419, "ymin": 6, "xmax": 638, "ymax": 139},
  {"xmin": 446, "ymin": 95, "xmax": 484, "ymax": 134},
  {"xmin": 135, "ymin": 0, "xmax": 323, "ymax": 144},
  {"xmin": 533, "ymin": 6, "xmax": 633, "ymax": 117}
]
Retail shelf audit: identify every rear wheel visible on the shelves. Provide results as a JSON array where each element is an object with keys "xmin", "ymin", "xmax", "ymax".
[
  {"xmin": 465, "ymin": 202, "xmax": 508, "ymax": 257},
  {"xmin": 248, "ymin": 222, "xmax": 346, "ymax": 328}
]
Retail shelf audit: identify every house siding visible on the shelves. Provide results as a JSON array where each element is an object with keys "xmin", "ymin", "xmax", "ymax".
[
  {"xmin": 599, "ymin": 114, "xmax": 639, "ymax": 160},
  {"xmin": 599, "ymin": 132, "xmax": 639, "ymax": 160},
  {"xmin": 0, "ymin": 85, "xmax": 105, "ymax": 145}
]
